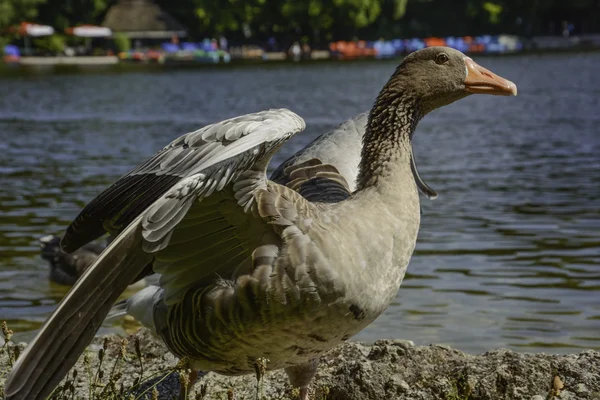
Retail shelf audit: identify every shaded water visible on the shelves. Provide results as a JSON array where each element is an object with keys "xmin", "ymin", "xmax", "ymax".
[{"xmin": 1, "ymin": 54, "xmax": 599, "ymax": 353}]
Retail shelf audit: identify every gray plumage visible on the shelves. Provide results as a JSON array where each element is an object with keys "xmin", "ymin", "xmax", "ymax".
[
  {"xmin": 6, "ymin": 47, "xmax": 517, "ymax": 400},
  {"xmin": 272, "ymin": 113, "xmax": 367, "ymax": 192},
  {"xmin": 272, "ymin": 112, "xmax": 437, "ymax": 199}
]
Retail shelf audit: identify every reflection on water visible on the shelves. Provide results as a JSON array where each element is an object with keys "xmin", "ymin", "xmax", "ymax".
[{"xmin": 1, "ymin": 53, "xmax": 599, "ymax": 353}]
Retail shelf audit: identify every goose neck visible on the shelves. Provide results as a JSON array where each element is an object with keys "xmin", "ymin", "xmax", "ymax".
[{"xmin": 356, "ymin": 95, "xmax": 421, "ymax": 191}]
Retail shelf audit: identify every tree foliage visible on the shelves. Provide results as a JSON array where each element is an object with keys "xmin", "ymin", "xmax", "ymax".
[
  {"xmin": 113, "ymin": 32, "xmax": 130, "ymax": 52},
  {"xmin": 0, "ymin": 0, "xmax": 46, "ymax": 32},
  {"xmin": 33, "ymin": 33, "xmax": 65, "ymax": 53},
  {"xmin": 152, "ymin": 0, "xmax": 600, "ymax": 41},
  {"xmin": 0, "ymin": 0, "xmax": 47, "ymax": 49},
  {"xmin": 36, "ymin": 0, "xmax": 110, "ymax": 31},
  {"xmin": 1, "ymin": 0, "xmax": 600, "ymax": 49}
]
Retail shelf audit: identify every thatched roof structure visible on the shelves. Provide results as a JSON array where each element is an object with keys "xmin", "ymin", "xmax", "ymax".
[{"xmin": 102, "ymin": 0, "xmax": 187, "ymax": 39}]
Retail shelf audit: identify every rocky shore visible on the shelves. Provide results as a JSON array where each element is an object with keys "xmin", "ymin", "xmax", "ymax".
[{"xmin": 1, "ymin": 328, "xmax": 599, "ymax": 400}]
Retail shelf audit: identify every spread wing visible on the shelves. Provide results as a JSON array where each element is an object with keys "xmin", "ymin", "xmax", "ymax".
[
  {"xmin": 61, "ymin": 110, "xmax": 302, "ymax": 253},
  {"xmin": 270, "ymin": 111, "xmax": 437, "ymax": 200},
  {"xmin": 270, "ymin": 113, "xmax": 367, "ymax": 194},
  {"xmin": 4, "ymin": 109, "xmax": 306, "ymax": 400}
]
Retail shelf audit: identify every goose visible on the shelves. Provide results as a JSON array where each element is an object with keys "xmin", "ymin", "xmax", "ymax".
[
  {"xmin": 37, "ymin": 114, "xmax": 432, "ymax": 288},
  {"xmin": 5, "ymin": 47, "xmax": 516, "ymax": 400}
]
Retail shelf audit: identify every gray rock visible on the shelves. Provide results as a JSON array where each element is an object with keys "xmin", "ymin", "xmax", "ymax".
[
  {"xmin": 576, "ymin": 383, "xmax": 589, "ymax": 393},
  {"xmin": 1, "ymin": 328, "xmax": 599, "ymax": 399}
]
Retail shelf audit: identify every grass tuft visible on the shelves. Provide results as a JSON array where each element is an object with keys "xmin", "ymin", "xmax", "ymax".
[{"xmin": 0, "ymin": 321, "xmax": 200, "ymax": 400}]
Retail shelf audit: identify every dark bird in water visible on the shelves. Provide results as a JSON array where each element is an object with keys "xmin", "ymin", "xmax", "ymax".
[{"xmin": 39, "ymin": 234, "xmax": 106, "ymax": 286}]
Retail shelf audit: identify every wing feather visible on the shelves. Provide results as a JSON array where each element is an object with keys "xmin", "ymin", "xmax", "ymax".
[
  {"xmin": 4, "ymin": 215, "xmax": 152, "ymax": 400},
  {"xmin": 5, "ymin": 109, "xmax": 305, "ymax": 400},
  {"xmin": 283, "ymin": 159, "xmax": 352, "ymax": 203},
  {"xmin": 269, "ymin": 112, "xmax": 367, "ymax": 192},
  {"xmin": 61, "ymin": 109, "xmax": 304, "ymax": 253}
]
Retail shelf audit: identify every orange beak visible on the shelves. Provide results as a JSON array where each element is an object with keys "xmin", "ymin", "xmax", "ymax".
[{"xmin": 464, "ymin": 57, "xmax": 517, "ymax": 96}]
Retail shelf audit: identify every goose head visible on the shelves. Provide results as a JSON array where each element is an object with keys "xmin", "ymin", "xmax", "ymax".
[
  {"xmin": 385, "ymin": 46, "xmax": 517, "ymax": 115},
  {"xmin": 362, "ymin": 47, "xmax": 517, "ymax": 194}
]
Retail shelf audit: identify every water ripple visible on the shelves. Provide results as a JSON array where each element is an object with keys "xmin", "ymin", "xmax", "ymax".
[{"xmin": 1, "ymin": 53, "xmax": 599, "ymax": 353}]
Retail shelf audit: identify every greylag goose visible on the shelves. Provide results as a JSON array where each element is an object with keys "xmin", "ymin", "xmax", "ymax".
[
  {"xmin": 5, "ymin": 47, "xmax": 516, "ymax": 400},
  {"xmin": 37, "ymin": 115, "xmax": 431, "ymax": 288}
]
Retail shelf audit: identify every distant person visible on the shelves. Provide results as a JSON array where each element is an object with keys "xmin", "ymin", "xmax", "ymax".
[
  {"xmin": 562, "ymin": 21, "xmax": 570, "ymax": 37},
  {"xmin": 302, "ymin": 42, "xmax": 311, "ymax": 59},
  {"xmin": 289, "ymin": 41, "xmax": 301, "ymax": 61},
  {"xmin": 201, "ymin": 38, "xmax": 212, "ymax": 52},
  {"xmin": 219, "ymin": 35, "xmax": 228, "ymax": 51},
  {"xmin": 267, "ymin": 36, "xmax": 277, "ymax": 51}
]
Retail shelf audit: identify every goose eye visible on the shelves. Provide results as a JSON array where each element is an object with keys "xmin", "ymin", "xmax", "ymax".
[{"xmin": 435, "ymin": 53, "xmax": 449, "ymax": 65}]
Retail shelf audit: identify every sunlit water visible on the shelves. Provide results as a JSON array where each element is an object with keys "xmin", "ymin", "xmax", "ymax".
[{"xmin": 1, "ymin": 53, "xmax": 599, "ymax": 353}]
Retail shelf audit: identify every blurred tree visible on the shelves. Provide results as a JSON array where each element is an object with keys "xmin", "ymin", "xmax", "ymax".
[
  {"xmin": 36, "ymin": 0, "xmax": 112, "ymax": 30},
  {"xmin": 281, "ymin": 0, "xmax": 382, "ymax": 40},
  {"xmin": 1, "ymin": 0, "xmax": 600, "ymax": 50},
  {"xmin": 193, "ymin": 0, "xmax": 267, "ymax": 34},
  {"xmin": 113, "ymin": 31, "xmax": 130, "ymax": 52},
  {"xmin": 483, "ymin": 2, "xmax": 502, "ymax": 24},
  {"xmin": 0, "ymin": 0, "xmax": 47, "ymax": 31},
  {"xmin": 0, "ymin": 0, "xmax": 47, "ymax": 49},
  {"xmin": 33, "ymin": 33, "xmax": 66, "ymax": 54},
  {"xmin": 171, "ymin": 0, "xmax": 389, "ymax": 43}
]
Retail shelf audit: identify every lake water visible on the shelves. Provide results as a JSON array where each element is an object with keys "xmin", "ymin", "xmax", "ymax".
[{"xmin": 1, "ymin": 53, "xmax": 599, "ymax": 354}]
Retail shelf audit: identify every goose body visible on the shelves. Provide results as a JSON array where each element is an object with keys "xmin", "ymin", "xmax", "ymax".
[
  {"xmin": 5, "ymin": 47, "xmax": 516, "ymax": 400},
  {"xmin": 36, "ymin": 112, "xmax": 413, "ymax": 289}
]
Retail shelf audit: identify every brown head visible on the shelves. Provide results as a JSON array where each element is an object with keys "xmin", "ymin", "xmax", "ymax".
[{"xmin": 380, "ymin": 46, "xmax": 517, "ymax": 115}]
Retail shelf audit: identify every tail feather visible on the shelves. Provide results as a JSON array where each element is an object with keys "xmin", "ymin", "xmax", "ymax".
[
  {"xmin": 5, "ymin": 216, "xmax": 153, "ymax": 400},
  {"xmin": 105, "ymin": 299, "xmax": 129, "ymax": 322},
  {"xmin": 105, "ymin": 284, "xmax": 164, "ymax": 337}
]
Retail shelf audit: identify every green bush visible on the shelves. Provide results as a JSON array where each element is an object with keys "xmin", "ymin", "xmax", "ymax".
[
  {"xmin": 0, "ymin": 37, "xmax": 8, "ymax": 54},
  {"xmin": 113, "ymin": 32, "xmax": 131, "ymax": 53},
  {"xmin": 33, "ymin": 34, "xmax": 66, "ymax": 54}
]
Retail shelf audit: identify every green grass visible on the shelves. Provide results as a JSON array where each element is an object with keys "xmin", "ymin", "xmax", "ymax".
[
  {"xmin": 445, "ymin": 374, "xmax": 473, "ymax": 400},
  {"xmin": 0, "ymin": 321, "xmax": 201, "ymax": 400}
]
